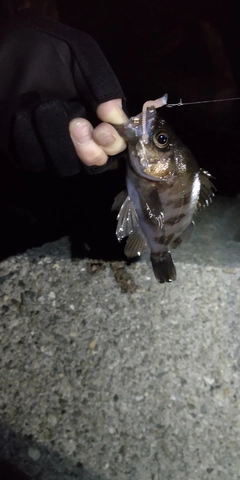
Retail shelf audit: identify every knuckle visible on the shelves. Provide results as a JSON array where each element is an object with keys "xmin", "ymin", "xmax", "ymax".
[{"xmin": 81, "ymin": 151, "xmax": 107, "ymax": 166}]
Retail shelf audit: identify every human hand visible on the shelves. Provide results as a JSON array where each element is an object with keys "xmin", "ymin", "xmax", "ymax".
[
  {"xmin": 2, "ymin": 11, "xmax": 129, "ymax": 176},
  {"xmin": 69, "ymin": 99, "xmax": 128, "ymax": 167}
]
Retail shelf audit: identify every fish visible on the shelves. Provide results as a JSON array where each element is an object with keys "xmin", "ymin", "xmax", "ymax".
[{"xmin": 112, "ymin": 94, "xmax": 215, "ymax": 284}]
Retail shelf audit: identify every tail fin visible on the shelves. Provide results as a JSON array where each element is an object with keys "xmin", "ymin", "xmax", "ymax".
[{"xmin": 151, "ymin": 251, "xmax": 176, "ymax": 283}]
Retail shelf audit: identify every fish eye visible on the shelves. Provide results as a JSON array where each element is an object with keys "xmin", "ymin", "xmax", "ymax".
[{"xmin": 153, "ymin": 132, "xmax": 169, "ymax": 148}]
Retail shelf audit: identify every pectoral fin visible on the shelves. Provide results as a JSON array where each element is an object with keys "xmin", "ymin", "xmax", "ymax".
[
  {"xmin": 198, "ymin": 169, "xmax": 216, "ymax": 211},
  {"xmin": 111, "ymin": 190, "xmax": 128, "ymax": 211},
  {"xmin": 116, "ymin": 196, "xmax": 139, "ymax": 241},
  {"xmin": 124, "ymin": 227, "xmax": 148, "ymax": 258}
]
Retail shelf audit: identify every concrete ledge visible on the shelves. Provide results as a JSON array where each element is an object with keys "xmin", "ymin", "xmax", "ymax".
[{"xmin": 1, "ymin": 197, "xmax": 240, "ymax": 480}]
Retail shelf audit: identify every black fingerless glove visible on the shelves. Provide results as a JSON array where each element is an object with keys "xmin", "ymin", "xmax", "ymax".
[{"xmin": 0, "ymin": 8, "xmax": 127, "ymax": 176}]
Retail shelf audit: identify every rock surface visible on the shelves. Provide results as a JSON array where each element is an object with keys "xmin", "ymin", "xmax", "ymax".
[{"xmin": 1, "ymin": 196, "xmax": 240, "ymax": 480}]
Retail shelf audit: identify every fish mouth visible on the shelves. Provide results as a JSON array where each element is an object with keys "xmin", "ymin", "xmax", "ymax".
[
  {"xmin": 114, "ymin": 94, "xmax": 168, "ymax": 145},
  {"xmin": 114, "ymin": 108, "xmax": 157, "ymax": 143}
]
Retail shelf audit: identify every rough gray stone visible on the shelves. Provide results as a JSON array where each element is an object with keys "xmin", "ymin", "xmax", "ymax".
[{"xmin": 0, "ymin": 196, "xmax": 240, "ymax": 480}]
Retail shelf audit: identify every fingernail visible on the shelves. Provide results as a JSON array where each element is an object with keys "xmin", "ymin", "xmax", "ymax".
[
  {"xmin": 94, "ymin": 129, "xmax": 116, "ymax": 147},
  {"xmin": 69, "ymin": 119, "xmax": 93, "ymax": 144},
  {"xmin": 96, "ymin": 99, "xmax": 129, "ymax": 125}
]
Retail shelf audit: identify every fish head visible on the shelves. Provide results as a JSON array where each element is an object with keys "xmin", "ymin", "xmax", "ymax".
[{"xmin": 115, "ymin": 108, "xmax": 196, "ymax": 181}]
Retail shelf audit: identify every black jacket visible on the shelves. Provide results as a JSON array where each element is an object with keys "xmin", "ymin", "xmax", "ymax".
[{"xmin": 0, "ymin": 8, "xmax": 126, "ymax": 176}]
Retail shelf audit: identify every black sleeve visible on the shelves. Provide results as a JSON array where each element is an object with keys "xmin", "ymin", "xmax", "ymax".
[{"xmin": 0, "ymin": 9, "xmax": 127, "ymax": 177}]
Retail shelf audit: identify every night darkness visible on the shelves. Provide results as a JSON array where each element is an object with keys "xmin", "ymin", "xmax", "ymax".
[
  {"xmin": 1, "ymin": 0, "xmax": 240, "ymax": 260},
  {"xmin": 57, "ymin": 0, "xmax": 240, "ymax": 196}
]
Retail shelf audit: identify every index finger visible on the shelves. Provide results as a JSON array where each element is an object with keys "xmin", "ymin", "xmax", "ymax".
[{"xmin": 96, "ymin": 99, "xmax": 129, "ymax": 125}]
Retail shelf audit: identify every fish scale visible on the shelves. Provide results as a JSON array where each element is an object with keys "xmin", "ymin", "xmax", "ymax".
[{"xmin": 153, "ymin": 175, "xmax": 198, "ymax": 246}]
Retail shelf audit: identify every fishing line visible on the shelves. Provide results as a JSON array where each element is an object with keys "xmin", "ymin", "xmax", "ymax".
[
  {"xmin": 166, "ymin": 97, "xmax": 240, "ymax": 108},
  {"xmin": 140, "ymin": 94, "xmax": 240, "ymax": 144}
]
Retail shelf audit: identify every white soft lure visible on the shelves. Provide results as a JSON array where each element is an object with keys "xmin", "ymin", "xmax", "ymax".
[{"xmin": 141, "ymin": 93, "xmax": 168, "ymax": 144}]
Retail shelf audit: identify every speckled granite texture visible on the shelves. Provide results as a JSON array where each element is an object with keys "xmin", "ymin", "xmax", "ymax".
[{"xmin": 1, "ymin": 197, "xmax": 240, "ymax": 480}]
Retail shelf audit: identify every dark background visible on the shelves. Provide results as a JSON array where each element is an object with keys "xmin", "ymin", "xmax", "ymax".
[
  {"xmin": 56, "ymin": 0, "xmax": 240, "ymax": 195},
  {"xmin": 1, "ymin": 0, "xmax": 240, "ymax": 260}
]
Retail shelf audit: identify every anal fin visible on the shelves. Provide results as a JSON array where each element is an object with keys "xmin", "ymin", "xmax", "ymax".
[{"xmin": 124, "ymin": 227, "xmax": 148, "ymax": 258}]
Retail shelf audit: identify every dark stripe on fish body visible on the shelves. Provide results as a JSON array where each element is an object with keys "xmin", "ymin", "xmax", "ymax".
[
  {"xmin": 166, "ymin": 213, "xmax": 186, "ymax": 226},
  {"xmin": 165, "ymin": 193, "xmax": 191, "ymax": 208},
  {"xmin": 171, "ymin": 236, "xmax": 182, "ymax": 248},
  {"xmin": 155, "ymin": 233, "xmax": 175, "ymax": 245},
  {"xmin": 155, "ymin": 236, "xmax": 167, "ymax": 245},
  {"xmin": 165, "ymin": 233, "xmax": 175, "ymax": 244},
  {"xmin": 174, "ymin": 194, "xmax": 191, "ymax": 208}
]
